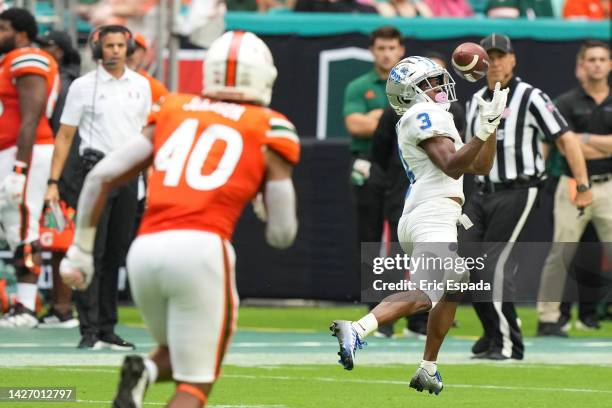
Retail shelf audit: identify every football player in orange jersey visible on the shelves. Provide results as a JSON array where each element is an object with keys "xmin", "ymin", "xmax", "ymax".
[
  {"xmin": 127, "ymin": 32, "xmax": 169, "ymax": 103},
  {"xmin": 0, "ymin": 8, "xmax": 59, "ymax": 328},
  {"xmin": 60, "ymin": 31, "xmax": 299, "ymax": 408}
]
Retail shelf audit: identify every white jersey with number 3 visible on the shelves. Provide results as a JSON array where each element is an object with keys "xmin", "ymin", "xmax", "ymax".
[{"xmin": 397, "ymin": 102, "xmax": 464, "ymax": 214}]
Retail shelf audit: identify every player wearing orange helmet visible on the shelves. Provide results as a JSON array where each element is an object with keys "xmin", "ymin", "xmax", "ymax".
[{"xmin": 61, "ymin": 31, "xmax": 300, "ymax": 408}]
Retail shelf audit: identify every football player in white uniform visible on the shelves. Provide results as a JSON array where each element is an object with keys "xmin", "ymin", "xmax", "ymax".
[{"xmin": 331, "ymin": 56, "xmax": 508, "ymax": 394}]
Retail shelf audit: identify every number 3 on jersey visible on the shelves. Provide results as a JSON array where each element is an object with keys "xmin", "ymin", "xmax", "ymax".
[
  {"xmin": 417, "ymin": 113, "xmax": 432, "ymax": 130},
  {"xmin": 154, "ymin": 118, "xmax": 243, "ymax": 191}
]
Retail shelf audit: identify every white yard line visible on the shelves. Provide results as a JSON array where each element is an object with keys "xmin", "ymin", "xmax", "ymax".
[
  {"xmin": 223, "ymin": 374, "xmax": 612, "ymax": 394},
  {"xmin": 2, "ymin": 351, "xmax": 612, "ymax": 367}
]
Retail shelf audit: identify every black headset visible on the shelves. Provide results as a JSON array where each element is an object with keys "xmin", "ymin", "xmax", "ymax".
[{"xmin": 88, "ymin": 25, "xmax": 135, "ymax": 60}]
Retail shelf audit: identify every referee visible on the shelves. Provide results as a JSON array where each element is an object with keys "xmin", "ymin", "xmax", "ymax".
[
  {"xmin": 45, "ymin": 25, "xmax": 151, "ymax": 349},
  {"xmin": 461, "ymin": 34, "xmax": 592, "ymax": 360}
]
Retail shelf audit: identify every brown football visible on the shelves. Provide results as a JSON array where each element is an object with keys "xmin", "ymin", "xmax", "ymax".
[{"xmin": 451, "ymin": 42, "xmax": 490, "ymax": 82}]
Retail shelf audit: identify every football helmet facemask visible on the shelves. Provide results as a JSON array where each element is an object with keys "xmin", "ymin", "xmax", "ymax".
[
  {"xmin": 203, "ymin": 30, "xmax": 278, "ymax": 107},
  {"xmin": 386, "ymin": 56, "xmax": 457, "ymax": 115}
]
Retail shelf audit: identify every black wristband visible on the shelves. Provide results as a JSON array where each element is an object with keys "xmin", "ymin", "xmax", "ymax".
[{"xmin": 47, "ymin": 178, "xmax": 59, "ymax": 186}]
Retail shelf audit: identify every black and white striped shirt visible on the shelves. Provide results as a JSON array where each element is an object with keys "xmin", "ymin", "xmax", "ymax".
[{"xmin": 466, "ymin": 77, "xmax": 569, "ymax": 183}]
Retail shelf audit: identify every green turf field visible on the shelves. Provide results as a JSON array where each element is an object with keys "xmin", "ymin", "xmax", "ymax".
[
  {"xmin": 1, "ymin": 305, "xmax": 611, "ymax": 407},
  {"xmin": 3, "ymin": 364, "xmax": 612, "ymax": 408}
]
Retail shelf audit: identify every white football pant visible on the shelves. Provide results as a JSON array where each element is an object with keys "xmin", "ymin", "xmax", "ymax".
[
  {"xmin": 127, "ymin": 230, "xmax": 239, "ymax": 383},
  {"xmin": 0, "ymin": 144, "xmax": 53, "ymax": 251}
]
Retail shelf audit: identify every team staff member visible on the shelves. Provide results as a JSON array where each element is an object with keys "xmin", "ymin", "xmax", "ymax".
[
  {"xmin": 127, "ymin": 32, "xmax": 168, "ymax": 103},
  {"xmin": 344, "ymin": 26, "xmax": 404, "ymax": 337},
  {"xmin": 36, "ymin": 30, "xmax": 81, "ymax": 328},
  {"xmin": 0, "ymin": 9, "xmax": 59, "ymax": 328},
  {"xmin": 462, "ymin": 34, "xmax": 591, "ymax": 360},
  {"xmin": 537, "ymin": 40, "xmax": 612, "ymax": 335},
  {"xmin": 45, "ymin": 25, "xmax": 151, "ymax": 349}
]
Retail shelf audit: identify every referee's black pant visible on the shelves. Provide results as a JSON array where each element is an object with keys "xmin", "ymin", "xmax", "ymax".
[
  {"xmin": 460, "ymin": 185, "xmax": 540, "ymax": 359},
  {"xmin": 74, "ymin": 176, "xmax": 138, "ymax": 338}
]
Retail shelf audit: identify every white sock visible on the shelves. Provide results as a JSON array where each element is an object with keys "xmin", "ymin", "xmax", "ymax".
[
  {"xmin": 351, "ymin": 313, "xmax": 378, "ymax": 339},
  {"xmin": 143, "ymin": 358, "xmax": 158, "ymax": 384},
  {"xmin": 420, "ymin": 360, "xmax": 437, "ymax": 376},
  {"xmin": 17, "ymin": 283, "xmax": 37, "ymax": 311}
]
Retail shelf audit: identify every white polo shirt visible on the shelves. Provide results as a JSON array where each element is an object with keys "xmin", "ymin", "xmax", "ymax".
[{"xmin": 60, "ymin": 65, "xmax": 151, "ymax": 155}]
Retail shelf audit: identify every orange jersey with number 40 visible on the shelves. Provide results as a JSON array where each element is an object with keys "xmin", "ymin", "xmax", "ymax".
[{"xmin": 139, "ymin": 94, "xmax": 300, "ymax": 240}]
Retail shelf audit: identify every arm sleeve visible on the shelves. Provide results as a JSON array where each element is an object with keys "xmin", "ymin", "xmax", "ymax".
[
  {"xmin": 59, "ymin": 80, "xmax": 84, "ymax": 126},
  {"xmin": 74, "ymin": 134, "xmax": 154, "ymax": 251},
  {"xmin": 264, "ymin": 178, "xmax": 298, "ymax": 249},
  {"xmin": 343, "ymin": 81, "xmax": 367, "ymax": 117},
  {"xmin": 371, "ymin": 107, "xmax": 398, "ymax": 170},
  {"xmin": 528, "ymin": 89, "xmax": 570, "ymax": 143}
]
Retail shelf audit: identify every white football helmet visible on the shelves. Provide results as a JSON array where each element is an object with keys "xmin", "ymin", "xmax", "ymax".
[
  {"xmin": 203, "ymin": 30, "xmax": 278, "ymax": 106},
  {"xmin": 386, "ymin": 56, "xmax": 457, "ymax": 115}
]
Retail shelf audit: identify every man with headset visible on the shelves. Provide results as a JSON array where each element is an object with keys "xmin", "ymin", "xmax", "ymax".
[{"xmin": 45, "ymin": 25, "xmax": 151, "ymax": 349}]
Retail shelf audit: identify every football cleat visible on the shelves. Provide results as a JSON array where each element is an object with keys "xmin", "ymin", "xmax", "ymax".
[
  {"xmin": 409, "ymin": 367, "xmax": 444, "ymax": 395},
  {"xmin": 38, "ymin": 308, "xmax": 79, "ymax": 329},
  {"xmin": 113, "ymin": 355, "xmax": 149, "ymax": 408},
  {"xmin": 77, "ymin": 333, "xmax": 102, "ymax": 349},
  {"xmin": 330, "ymin": 320, "xmax": 366, "ymax": 370},
  {"xmin": 0, "ymin": 303, "xmax": 38, "ymax": 328},
  {"xmin": 99, "ymin": 333, "xmax": 136, "ymax": 351},
  {"xmin": 575, "ymin": 317, "xmax": 601, "ymax": 330}
]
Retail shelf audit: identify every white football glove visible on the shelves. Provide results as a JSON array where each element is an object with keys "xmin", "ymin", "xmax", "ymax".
[
  {"xmin": 475, "ymin": 81, "xmax": 509, "ymax": 141},
  {"xmin": 1, "ymin": 171, "xmax": 27, "ymax": 206},
  {"xmin": 351, "ymin": 158, "xmax": 372, "ymax": 186},
  {"xmin": 60, "ymin": 245, "xmax": 94, "ymax": 291}
]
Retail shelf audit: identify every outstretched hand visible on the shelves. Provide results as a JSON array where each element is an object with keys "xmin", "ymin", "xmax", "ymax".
[{"xmin": 475, "ymin": 82, "xmax": 509, "ymax": 141}]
